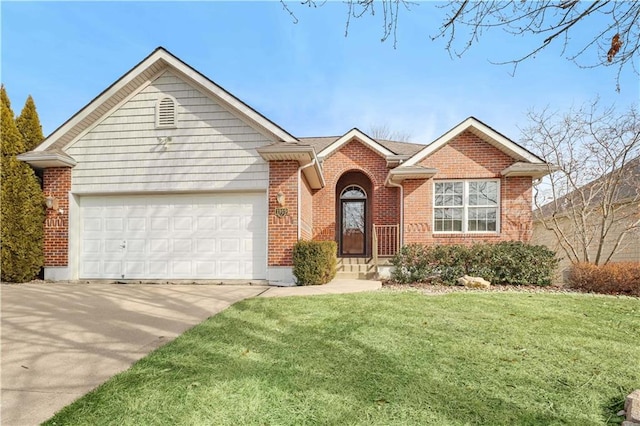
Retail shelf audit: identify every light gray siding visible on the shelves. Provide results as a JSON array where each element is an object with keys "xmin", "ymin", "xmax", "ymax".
[
  {"xmin": 532, "ymin": 202, "xmax": 640, "ymax": 280},
  {"xmin": 67, "ymin": 70, "xmax": 271, "ymax": 193}
]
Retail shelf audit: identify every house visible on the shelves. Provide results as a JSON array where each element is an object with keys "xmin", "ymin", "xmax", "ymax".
[
  {"xmin": 18, "ymin": 47, "xmax": 552, "ymax": 284},
  {"xmin": 532, "ymin": 156, "xmax": 640, "ymax": 277}
]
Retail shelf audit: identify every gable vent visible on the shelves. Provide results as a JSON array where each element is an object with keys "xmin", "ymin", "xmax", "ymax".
[{"xmin": 156, "ymin": 96, "xmax": 177, "ymax": 128}]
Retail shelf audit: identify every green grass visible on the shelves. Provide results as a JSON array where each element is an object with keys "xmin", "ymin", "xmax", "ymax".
[{"xmin": 45, "ymin": 292, "xmax": 640, "ymax": 426}]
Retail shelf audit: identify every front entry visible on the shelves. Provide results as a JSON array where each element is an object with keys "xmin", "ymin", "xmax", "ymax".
[{"xmin": 339, "ymin": 185, "xmax": 367, "ymax": 255}]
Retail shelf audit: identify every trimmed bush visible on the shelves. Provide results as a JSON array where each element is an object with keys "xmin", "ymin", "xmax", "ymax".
[
  {"xmin": 567, "ymin": 262, "xmax": 640, "ymax": 296},
  {"xmin": 292, "ymin": 240, "xmax": 337, "ymax": 286},
  {"xmin": 390, "ymin": 242, "xmax": 558, "ymax": 286}
]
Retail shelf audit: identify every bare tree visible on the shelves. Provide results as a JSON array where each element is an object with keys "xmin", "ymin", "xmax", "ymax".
[
  {"xmin": 437, "ymin": 1, "xmax": 639, "ymax": 91},
  {"xmin": 368, "ymin": 123, "xmax": 412, "ymax": 142},
  {"xmin": 523, "ymin": 99, "xmax": 640, "ymax": 266},
  {"xmin": 282, "ymin": 1, "xmax": 640, "ymax": 90}
]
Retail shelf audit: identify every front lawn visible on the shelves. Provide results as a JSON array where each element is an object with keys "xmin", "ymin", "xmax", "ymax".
[{"xmin": 46, "ymin": 292, "xmax": 639, "ymax": 425}]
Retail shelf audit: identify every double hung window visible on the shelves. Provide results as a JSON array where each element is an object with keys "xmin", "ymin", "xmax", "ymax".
[{"xmin": 433, "ymin": 180, "xmax": 499, "ymax": 233}]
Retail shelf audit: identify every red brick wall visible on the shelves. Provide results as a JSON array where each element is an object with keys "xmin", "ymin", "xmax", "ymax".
[
  {"xmin": 312, "ymin": 139, "xmax": 399, "ymax": 254},
  {"xmin": 268, "ymin": 161, "xmax": 298, "ymax": 266},
  {"xmin": 300, "ymin": 173, "xmax": 313, "ymax": 241},
  {"xmin": 43, "ymin": 167, "xmax": 71, "ymax": 266},
  {"xmin": 403, "ymin": 131, "xmax": 533, "ymax": 245}
]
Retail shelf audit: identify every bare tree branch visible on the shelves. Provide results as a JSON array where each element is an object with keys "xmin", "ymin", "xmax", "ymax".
[
  {"xmin": 525, "ymin": 100, "xmax": 640, "ymax": 266},
  {"xmin": 368, "ymin": 123, "xmax": 412, "ymax": 142},
  {"xmin": 284, "ymin": 1, "xmax": 640, "ymax": 90}
]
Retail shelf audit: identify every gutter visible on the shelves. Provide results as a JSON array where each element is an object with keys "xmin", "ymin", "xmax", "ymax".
[{"xmin": 384, "ymin": 174, "xmax": 404, "ymax": 248}]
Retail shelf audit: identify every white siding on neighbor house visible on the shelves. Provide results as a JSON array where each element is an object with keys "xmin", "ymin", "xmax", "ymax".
[{"xmin": 66, "ymin": 70, "xmax": 272, "ymax": 193}]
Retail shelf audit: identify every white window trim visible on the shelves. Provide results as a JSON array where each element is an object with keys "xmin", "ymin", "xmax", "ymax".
[
  {"xmin": 155, "ymin": 95, "xmax": 178, "ymax": 129},
  {"xmin": 432, "ymin": 179, "xmax": 501, "ymax": 234}
]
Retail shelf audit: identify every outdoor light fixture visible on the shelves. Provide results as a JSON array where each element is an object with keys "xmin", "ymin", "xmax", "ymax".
[
  {"xmin": 276, "ymin": 192, "xmax": 286, "ymax": 207},
  {"xmin": 45, "ymin": 196, "xmax": 64, "ymax": 214},
  {"xmin": 45, "ymin": 196, "xmax": 59, "ymax": 210}
]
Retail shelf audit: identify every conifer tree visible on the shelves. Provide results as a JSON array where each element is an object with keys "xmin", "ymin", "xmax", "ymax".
[
  {"xmin": 1, "ymin": 85, "xmax": 45, "ymax": 282},
  {"xmin": 16, "ymin": 95, "xmax": 44, "ymax": 152}
]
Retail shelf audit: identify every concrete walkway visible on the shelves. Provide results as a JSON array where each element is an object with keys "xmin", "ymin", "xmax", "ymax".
[
  {"xmin": 259, "ymin": 278, "xmax": 381, "ymax": 297},
  {"xmin": 1, "ymin": 279, "xmax": 380, "ymax": 425}
]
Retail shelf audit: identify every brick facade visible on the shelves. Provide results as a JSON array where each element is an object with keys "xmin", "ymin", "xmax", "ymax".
[
  {"xmin": 38, "ymin": 132, "xmax": 536, "ymax": 277},
  {"xmin": 312, "ymin": 139, "xmax": 399, "ymax": 256},
  {"xmin": 42, "ymin": 167, "xmax": 72, "ymax": 266},
  {"xmin": 403, "ymin": 131, "xmax": 533, "ymax": 246},
  {"xmin": 300, "ymin": 174, "xmax": 313, "ymax": 241},
  {"xmin": 268, "ymin": 160, "xmax": 299, "ymax": 266}
]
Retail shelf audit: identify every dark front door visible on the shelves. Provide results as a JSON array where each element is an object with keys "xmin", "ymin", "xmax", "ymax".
[{"xmin": 341, "ymin": 199, "xmax": 366, "ymax": 255}]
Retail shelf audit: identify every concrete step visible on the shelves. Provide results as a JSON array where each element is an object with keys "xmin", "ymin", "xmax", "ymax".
[
  {"xmin": 336, "ymin": 263, "xmax": 376, "ymax": 273},
  {"xmin": 335, "ymin": 271, "xmax": 377, "ymax": 280},
  {"xmin": 337, "ymin": 257, "xmax": 373, "ymax": 265}
]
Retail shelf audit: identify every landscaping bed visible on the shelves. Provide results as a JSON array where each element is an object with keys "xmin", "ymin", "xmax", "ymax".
[{"xmin": 381, "ymin": 281, "xmax": 579, "ymax": 295}]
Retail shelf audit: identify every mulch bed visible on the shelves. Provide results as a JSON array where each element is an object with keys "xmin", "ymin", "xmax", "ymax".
[{"xmin": 381, "ymin": 281, "xmax": 584, "ymax": 295}]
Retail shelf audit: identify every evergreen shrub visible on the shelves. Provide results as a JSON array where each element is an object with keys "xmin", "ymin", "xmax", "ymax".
[
  {"xmin": 390, "ymin": 242, "xmax": 558, "ymax": 286},
  {"xmin": 1, "ymin": 86, "xmax": 45, "ymax": 282},
  {"xmin": 292, "ymin": 240, "xmax": 337, "ymax": 285}
]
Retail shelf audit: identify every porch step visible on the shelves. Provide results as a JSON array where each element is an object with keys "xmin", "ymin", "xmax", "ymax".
[
  {"xmin": 335, "ymin": 271, "xmax": 376, "ymax": 280},
  {"xmin": 336, "ymin": 257, "xmax": 379, "ymax": 280}
]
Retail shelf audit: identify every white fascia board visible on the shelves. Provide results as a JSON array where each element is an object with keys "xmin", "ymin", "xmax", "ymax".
[
  {"xmin": 17, "ymin": 152, "xmax": 77, "ymax": 168},
  {"xmin": 317, "ymin": 128, "xmax": 394, "ymax": 159},
  {"xmin": 501, "ymin": 162, "xmax": 557, "ymax": 178},
  {"xmin": 402, "ymin": 117, "xmax": 543, "ymax": 167}
]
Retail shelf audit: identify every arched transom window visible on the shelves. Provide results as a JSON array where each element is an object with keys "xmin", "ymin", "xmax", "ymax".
[{"xmin": 341, "ymin": 185, "xmax": 367, "ymax": 199}]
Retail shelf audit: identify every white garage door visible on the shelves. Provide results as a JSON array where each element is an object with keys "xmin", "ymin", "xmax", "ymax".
[{"xmin": 79, "ymin": 193, "xmax": 267, "ymax": 280}]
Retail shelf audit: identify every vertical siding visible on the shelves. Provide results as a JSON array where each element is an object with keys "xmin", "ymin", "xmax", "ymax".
[{"xmin": 67, "ymin": 70, "xmax": 271, "ymax": 193}]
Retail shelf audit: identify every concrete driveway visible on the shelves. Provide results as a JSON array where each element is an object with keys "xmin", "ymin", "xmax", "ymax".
[{"xmin": 1, "ymin": 282, "xmax": 266, "ymax": 425}]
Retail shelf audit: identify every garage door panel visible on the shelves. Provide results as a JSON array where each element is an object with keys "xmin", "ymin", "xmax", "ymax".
[
  {"xmin": 79, "ymin": 193, "xmax": 266, "ymax": 280},
  {"xmin": 196, "ymin": 239, "xmax": 216, "ymax": 253}
]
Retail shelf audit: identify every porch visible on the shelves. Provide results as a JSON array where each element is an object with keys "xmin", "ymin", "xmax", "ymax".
[{"xmin": 335, "ymin": 224, "xmax": 399, "ymax": 279}]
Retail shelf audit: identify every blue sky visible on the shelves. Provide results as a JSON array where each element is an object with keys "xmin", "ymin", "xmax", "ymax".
[{"xmin": 1, "ymin": 1, "xmax": 638, "ymax": 146}]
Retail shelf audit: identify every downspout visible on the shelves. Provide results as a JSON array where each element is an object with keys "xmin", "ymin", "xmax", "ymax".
[
  {"xmin": 298, "ymin": 158, "xmax": 317, "ymax": 240},
  {"xmin": 384, "ymin": 173, "xmax": 404, "ymax": 248}
]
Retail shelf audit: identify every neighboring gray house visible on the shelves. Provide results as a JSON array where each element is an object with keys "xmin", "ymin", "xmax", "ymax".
[{"xmin": 532, "ymin": 156, "xmax": 640, "ymax": 276}]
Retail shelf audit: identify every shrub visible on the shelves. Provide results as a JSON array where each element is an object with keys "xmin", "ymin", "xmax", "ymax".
[
  {"xmin": 292, "ymin": 240, "xmax": 337, "ymax": 286},
  {"xmin": 567, "ymin": 262, "xmax": 640, "ymax": 296},
  {"xmin": 488, "ymin": 242, "xmax": 558, "ymax": 286},
  {"xmin": 390, "ymin": 242, "xmax": 559, "ymax": 286},
  {"xmin": 1, "ymin": 86, "xmax": 45, "ymax": 283},
  {"xmin": 390, "ymin": 244, "xmax": 432, "ymax": 284}
]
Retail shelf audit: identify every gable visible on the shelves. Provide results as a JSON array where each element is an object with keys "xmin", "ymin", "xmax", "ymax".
[
  {"xmin": 35, "ymin": 47, "xmax": 296, "ymax": 154},
  {"xmin": 418, "ymin": 131, "xmax": 515, "ymax": 178},
  {"xmin": 322, "ymin": 139, "xmax": 388, "ymax": 186},
  {"xmin": 317, "ymin": 129, "xmax": 393, "ymax": 159},
  {"xmin": 402, "ymin": 117, "xmax": 544, "ymax": 168},
  {"xmin": 66, "ymin": 70, "xmax": 271, "ymax": 193}
]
